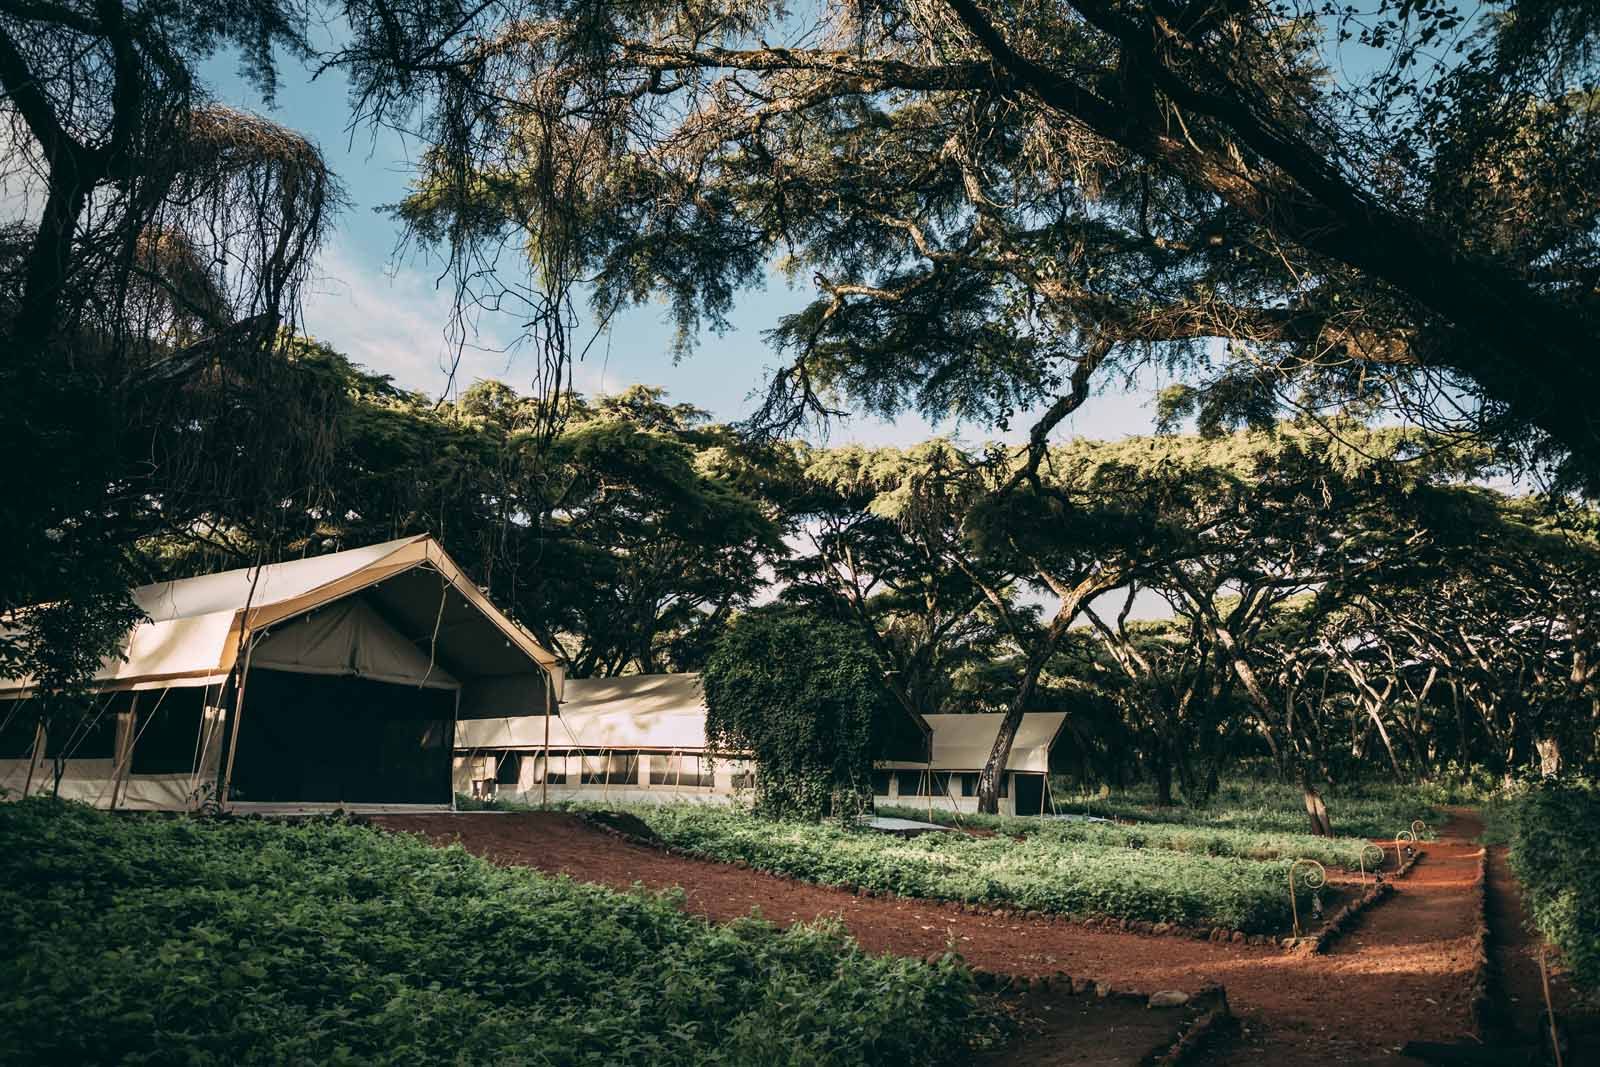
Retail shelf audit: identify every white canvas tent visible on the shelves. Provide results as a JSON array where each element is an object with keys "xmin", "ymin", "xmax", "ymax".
[
  {"xmin": 873, "ymin": 712, "xmax": 1070, "ymax": 816},
  {"xmin": 0, "ymin": 535, "xmax": 560, "ymax": 811},
  {"xmin": 454, "ymin": 673, "xmax": 756, "ymax": 804}
]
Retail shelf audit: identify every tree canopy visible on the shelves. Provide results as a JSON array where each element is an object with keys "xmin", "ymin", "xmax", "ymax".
[{"xmin": 341, "ymin": 0, "xmax": 1600, "ymax": 489}]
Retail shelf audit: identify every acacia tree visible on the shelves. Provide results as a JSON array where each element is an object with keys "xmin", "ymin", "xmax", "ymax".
[
  {"xmin": 338, "ymin": 0, "xmax": 1600, "ymax": 487},
  {"xmin": 141, "ymin": 361, "xmax": 782, "ymax": 679},
  {"xmin": 1080, "ymin": 591, "xmax": 1241, "ymax": 806},
  {"xmin": 777, "ymin": 443, "xmax": 1011, "ymax": 724},
  {"xmin": 784, "ymin": 438, "xmax": 1189, "ymax": 812},
  {"xmin": 0, "ymin": 0, "xmax": 337, "ymax": 751},
  {"xmin": 1321, "ymin": 491, "xmax": 1600, "ymax": 779}
]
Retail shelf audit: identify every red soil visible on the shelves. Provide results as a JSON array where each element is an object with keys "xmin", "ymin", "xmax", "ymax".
[
  {"xmin": 373, "ymin": 810, "xmax": 1492, "ymax": 1065},
  {"xmin": 1484, "ymin": 833, "xmax": 1596, "ymax": 1059}
]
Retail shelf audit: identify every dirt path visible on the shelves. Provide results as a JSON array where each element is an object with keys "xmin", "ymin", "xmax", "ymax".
[
  {"xmin": 1484, "ymin": 834, "xmax": 1596, "ymax": 1060},
  {"xmin": 374, "ymin": 811, "xmax": 1489, "ymax": 1066}
]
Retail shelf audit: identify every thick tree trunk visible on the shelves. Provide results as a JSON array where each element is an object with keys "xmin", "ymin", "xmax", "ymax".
[
  {"xmin": 1300, "ymin": 770, "xmax": 1334, "ymax": 837},
  {"xmin": 1535, "ymin": 735, "xmax": 1562, "ymax": 778},
  {"xmin": 1153, "ymin": 755, "xmax": 1174, "ymax": 807},
  {"xmin": 976, "ymin": 696, "xmax": 1030, "ymax": 814},
  {"xmin": 975, "ymin": 584, "xmax": 1104, "ymax": 813}
]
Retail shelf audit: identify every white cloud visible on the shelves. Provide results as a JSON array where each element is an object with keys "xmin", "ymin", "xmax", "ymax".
[{"xmin": 302, "ymin": 248, "xmax": 530, "ymax": 398}]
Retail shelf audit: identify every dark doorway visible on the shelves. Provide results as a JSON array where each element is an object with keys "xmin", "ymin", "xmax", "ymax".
[
  {"xmin": 229, "ymin": 670, "xmax": 454, "ymax": 804},
  {"xmin": 1013, "ymin": 773, "xmax": 1045, "ymax": 816}
]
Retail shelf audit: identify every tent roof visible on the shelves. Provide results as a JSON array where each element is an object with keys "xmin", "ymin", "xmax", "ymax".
[
  {"xmin": 0, "ymin": 536, "xmax": 557, "ymax": 695},
  {"xmin": 131, "ymin": 537, "xmax": 424, "ymax": 623},
  {"xmin": 457, "ymin": 673, "xmax": 709, "ymax": 752},
  {"xmin": 907, "ymin": 713, "xmax": 1068, "ymax": 774}
]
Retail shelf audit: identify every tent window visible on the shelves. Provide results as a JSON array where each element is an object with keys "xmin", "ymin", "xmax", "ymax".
[
  {"xmin": 580, "ymin": 752, "xmax": 638, "ymax": 785},
  {"xmin": 649, "ymin": 754, "xmax": 712, "ymax": 788},
  {"xmin": 130, "ymin": 688, "xmax": 209, "ymax": 775},
  {"xmin": 0, "ymin": 702, "xmax": 39, "ymax": 759},
  {"xmin": 870, "ymin": 770, "xmax": 891, "ymax": 796},
  {"xmin": 495, "ymin": 753, "xmax": 522, "ymax": 786},
  {"xmin": 999, "ymin": 773, "xmax": 1009, "ymax": 798},
  {"xmin": 961, "ymin": 773, "xmax": 978, "ymax": 797},
  {"xmin": 47, "ymin": 697, "xmax": 120, "ymax": 759},
  {"xmin": 896, "ymin": 770, "xmax": 929, "ymax": 796},
  {"xmin": 530, "ymin": 755, "xmax": 566, "ymax": 784}
]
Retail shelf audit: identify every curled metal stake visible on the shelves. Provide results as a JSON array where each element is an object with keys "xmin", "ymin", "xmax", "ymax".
[
  {"xmin": 1288, "ymin": 859, "xmax": 1327, "ymax": 938},
  {"xmin": 1396, "ymin": 829, "xmax": 1417, "ymax": 862},
  {"xmin": 1360, "ymin": 843, "xmax": 1386, "ymax": 886},
  {"xmin": 1411, "ymin": 819, "xmax": 1428, "ymax": 841}
]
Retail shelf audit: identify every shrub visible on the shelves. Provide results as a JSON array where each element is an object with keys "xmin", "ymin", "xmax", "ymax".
[
  {"xmin": 1492, "ymin": 779, "xmax": 1600, "ymax": 992},
  {"xmin": 0, "ymin": 799, "xmax": 985, "ymax": 1065},
  {"xmin": 704, "ymin": 606, "xmax": 921, "ymax": 821}
]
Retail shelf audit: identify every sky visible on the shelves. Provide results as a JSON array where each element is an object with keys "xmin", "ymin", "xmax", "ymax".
[{"xmin": 195, "ymin": 42, "xmax": 1166, "ymax": 452}]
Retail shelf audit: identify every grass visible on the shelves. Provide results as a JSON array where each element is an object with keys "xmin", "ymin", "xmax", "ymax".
[
  {"xmin": 874, "ymin": 804, "xmax": 1382, "ymax": 872},
  {"xmin": 1045, "ymin": 777, "xmax": 1444, "ymax": 840},
  {"xmin": 0, "ymin": 798, "xmax": 987, "ymax": 1065},
  {"xmin": 622, "ymin": 803, "xmax": 1329, "ymax": 934}
]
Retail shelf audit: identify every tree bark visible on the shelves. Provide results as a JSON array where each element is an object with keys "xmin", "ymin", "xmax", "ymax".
[
  {"xmin": 1153, "ymin": 754, "xmax": 1174, "ymax": 807},
  {"xmin": 1300, "ymin": 769, "xmax": 1334, "ymax": 837},
  {"xmin": 1535, "ymin": 735, "xmax": 1562, "ymax": 778}
]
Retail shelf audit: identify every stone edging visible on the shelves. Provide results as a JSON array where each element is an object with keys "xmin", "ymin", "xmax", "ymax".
[
  {"xmin": 1290, "ymin": 880, "xmax": 1396, "ymax": 955},
  {"xmin": 967, "ymin": 972, "xmax": 1234, "ymax": 1067},
  {"xmin": 1467, "ymin": 847, "xmax": 1493, "ymax": 1040},
  {"xmin": 1284, "ymin": 845, "xmax": 1424, "ymax": 955},
  {"xmin": 1147, "ymin": 985, "xmax": 1236, "ymax": 1067}
]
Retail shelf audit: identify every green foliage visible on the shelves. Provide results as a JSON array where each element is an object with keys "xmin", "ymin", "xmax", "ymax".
[
  {"xmin": 624, "ymin": 804, "xmax": 1324, "ymax": 933},
  {"xmin": 1072, "ymin": 778, "xmax": 1443, "ymax": 841},
  {"xmin": 1489, "ymin": 779, "xmax": 1600, "ymax": 991},
  {"xmin": 704, "ymin": 608, "xmax": 911, "ymax": 821},
  {"xmin": 873, "ymin": 806, "xmax": 1376, "ymax": 872},
  {"xmin": 142, "ymin": 359, "xmax": 783, "ymax": 679},
  {"xmin": 0, "ymin": 799, "xmax": 985, "ymax": 1065}
]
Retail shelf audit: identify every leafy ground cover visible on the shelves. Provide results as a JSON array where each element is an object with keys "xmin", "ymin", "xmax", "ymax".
[
  {"xmin": 0, "ymin": 799, "xmax": 986, "ymax": 1065},
  {"xmin": 623, "ymin": 803, "xmax": 1324, "ymax": 933},
  {"xmin": 1483, "ymin": 779, "xmax": 1600, "ymax": 992},
  {"xmin": 874, "ymin": 804, "xmax": 1377, "ymax": 872},
  {"xmin": 1046, "ymin": 778, "xmax": 1443, "ymax": 840}
]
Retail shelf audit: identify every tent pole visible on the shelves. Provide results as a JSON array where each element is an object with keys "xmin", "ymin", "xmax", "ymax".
[
  {"xmin": 451, "ymin": 688, "xmax": 461, "ymax": 811},
  {"xmin": 216, "ymin": 640, "xmax": 256, "ymax": 811},
  {"xmin": 22, "ymin": 713, "xmax": 42, "ymax": 797},
  {"xmin": 541, "ymin": 682, "xmax": 551, "ymax": 810},
  {"xmin": 108, "ymin": 692, "xmax": 139, "ymax": 811}
]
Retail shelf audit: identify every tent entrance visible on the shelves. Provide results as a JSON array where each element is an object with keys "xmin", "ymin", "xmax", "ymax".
[
  {"xmin": 229, "ymin": 669, "xmax": 454, "ymax": 805},
  {"xmin": 1013, "ymin": 773, "xmax": 1046, "ymax": 816}
]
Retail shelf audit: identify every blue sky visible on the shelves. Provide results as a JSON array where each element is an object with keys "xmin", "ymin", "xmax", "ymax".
[{"xmin": 197, "ymin": 43, "xmax": 1164, "ymax": 450}]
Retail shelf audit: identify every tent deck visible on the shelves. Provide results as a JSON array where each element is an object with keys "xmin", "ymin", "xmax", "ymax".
[{"xmin": 232, "ymin": 801, "xmax": 454, "ymax": 815}]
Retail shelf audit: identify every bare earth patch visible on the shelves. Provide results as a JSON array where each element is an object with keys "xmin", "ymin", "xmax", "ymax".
[{"xmin": 373, "ymin": 811, "xmax": 1490, "ymax": 1066}]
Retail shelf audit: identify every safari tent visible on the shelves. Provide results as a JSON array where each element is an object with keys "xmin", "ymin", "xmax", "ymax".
[
  {"xmin": 873, "ymin": 712, "xmax": 1070, "ymax": 816},
  {"xmin": 458, "ymin": 671, "xmax": 937, "ymax": 806},
  {"xmin": 454, "ymin": 673, "xmax": 755, "ymax": 804},
  {"xmin": 0, "ymin": 536, "xmax": 560, "ymax": 811}
]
